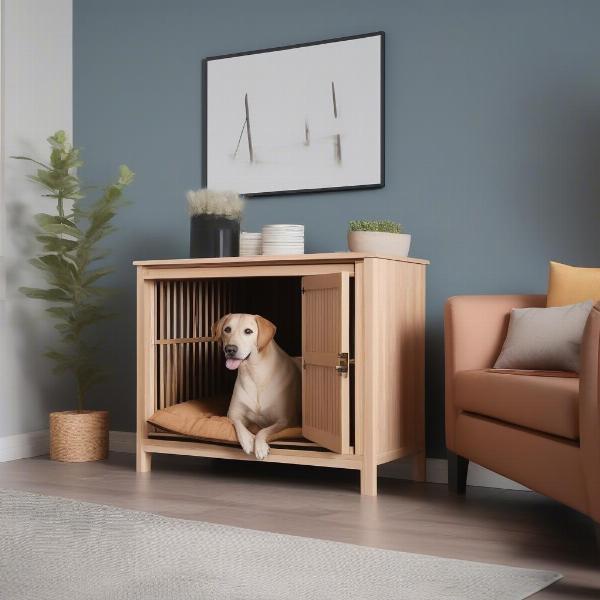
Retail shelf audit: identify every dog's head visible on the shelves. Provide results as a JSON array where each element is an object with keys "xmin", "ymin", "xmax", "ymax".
[{"xmin": 211, "ymin": 313, "xmax": 277, "ymax": 370}]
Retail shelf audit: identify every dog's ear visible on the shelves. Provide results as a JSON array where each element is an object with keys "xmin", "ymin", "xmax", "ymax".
[
  {"xmin": 255, "ymin": 315, "xmax": 276, "ymax": 352},
  {"xmin": 211, "ymin": 314, "xmax": 232, "ymax": 344}
]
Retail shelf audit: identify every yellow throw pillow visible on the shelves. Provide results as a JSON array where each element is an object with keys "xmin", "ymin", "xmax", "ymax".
[{"xmin": 547, "ymin": 261, "xmax": 600, "ymax": 307}]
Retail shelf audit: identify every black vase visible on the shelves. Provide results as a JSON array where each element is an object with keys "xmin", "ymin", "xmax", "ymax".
[{"xmin": 189, "ymin": 214, "xmax": 240, "ymax": 258}]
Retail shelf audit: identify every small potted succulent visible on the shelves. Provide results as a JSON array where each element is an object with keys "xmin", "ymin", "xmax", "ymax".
[
  {"xmin": 187, "ymin": 189, "xmax": 244, "ymax": 258},
  {"xmin": 347, "ymin": 220, "xmax": 411, "ymax": 256},
  {"xmin": 14, "ymin": 131, "xmax": 134, "ymax": 462}
]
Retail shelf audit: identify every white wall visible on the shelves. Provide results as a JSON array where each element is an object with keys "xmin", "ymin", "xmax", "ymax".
[{"xmin": 0, "ymin": 0, "xmax": 73, "ymax": 437}]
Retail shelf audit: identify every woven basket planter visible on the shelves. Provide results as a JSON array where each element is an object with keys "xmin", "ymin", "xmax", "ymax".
[{"xmin": 49, "ymin": 410, "xmax": 109, "ymax": 462}]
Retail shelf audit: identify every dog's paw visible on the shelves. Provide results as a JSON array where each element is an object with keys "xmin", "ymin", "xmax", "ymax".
[
  {"xmin": 239, "ymin": 432, "xmax": 255, "ymax": 455},
  {"xmin": 254, "ymin": 439, "xmax": 270, "ymax": 460}
]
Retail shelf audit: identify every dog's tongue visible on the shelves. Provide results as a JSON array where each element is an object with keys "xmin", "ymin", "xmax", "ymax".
[{"xmin": 225, "ymin": 358, "xmax": 243, "ymax": 370}]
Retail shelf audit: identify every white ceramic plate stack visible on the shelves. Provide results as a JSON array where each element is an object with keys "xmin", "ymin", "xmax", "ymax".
[
  {"xmin": 239, "ymin": 232, "xmax": 262, "ymax": 256},
  {"xmin": 261, "ymin": 224, "xmax": 304, "ymax": 255}
]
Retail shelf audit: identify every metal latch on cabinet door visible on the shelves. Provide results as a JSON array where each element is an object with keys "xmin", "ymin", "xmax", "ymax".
[{"xmin": 336, "ymin": 353, "xmax": 354, "ymax": 375}]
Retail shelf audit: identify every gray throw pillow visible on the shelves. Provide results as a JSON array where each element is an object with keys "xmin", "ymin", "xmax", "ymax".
[{"xmin": 493, "ymin": 300, "xmax": 593, "ymax": 372}]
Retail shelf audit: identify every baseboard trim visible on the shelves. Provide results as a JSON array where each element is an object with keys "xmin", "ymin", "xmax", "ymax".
[
  {"xmin": 379, "ymin": 457, "xmax": 530, "ymax": 491},
  {"xmin": 109, "ymin": 430, "xmax": 136, "ymax": 454},
  {"xmin": 108, "ymin": 431, "xmax": 530, "ymax": 491},
  {"xmin": 0, "ymin": 430, "xmax": 49, "ymax": 462},
  {"xmin": 0, "ymin": 429, "xmax": 529, "ymax": 491}
]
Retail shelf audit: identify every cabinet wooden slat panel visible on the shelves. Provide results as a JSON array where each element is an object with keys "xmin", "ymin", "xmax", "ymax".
[
  {"xmin": 301, "ymin": 272, "xmax": 350, "ymax": 454},
  {"xmin": 153, "ymin": 279, "xmax": 235, "ymax": 408}
]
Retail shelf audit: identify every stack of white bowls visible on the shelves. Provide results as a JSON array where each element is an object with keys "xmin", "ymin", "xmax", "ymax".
[
  {"xmin": 239, "ymin": 232, "xmax": 262, "ymax": 256},
  {"xmin": 261, "ymin": 224, "xmax": 304, "ymax": 255}
]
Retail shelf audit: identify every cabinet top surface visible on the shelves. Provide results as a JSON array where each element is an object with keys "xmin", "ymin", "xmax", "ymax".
[{"xmin": 133, "ymin": 252, "xmax": 429, "ymax": 269}]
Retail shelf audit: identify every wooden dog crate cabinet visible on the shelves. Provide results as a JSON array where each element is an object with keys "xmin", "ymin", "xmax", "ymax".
[{"xmin": 135, "ymin": 253, "xmax": 427, "ymax": 495}]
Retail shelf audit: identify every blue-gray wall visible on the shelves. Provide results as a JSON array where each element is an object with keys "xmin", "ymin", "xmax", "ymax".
[{"xmin": 74, "ymin": 0, "xmax": 600, "ymax": 457}]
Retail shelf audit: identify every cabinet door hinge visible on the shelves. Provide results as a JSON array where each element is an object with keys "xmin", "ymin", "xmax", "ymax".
[{"xmin": 336, "ymin": 352, "xmax": 349, "ymax": 375}]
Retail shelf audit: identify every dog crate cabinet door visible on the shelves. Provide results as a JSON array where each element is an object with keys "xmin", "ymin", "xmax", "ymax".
[{"xmin": 301, "ymin": 272, "xmax": 350, "ymax": 454}]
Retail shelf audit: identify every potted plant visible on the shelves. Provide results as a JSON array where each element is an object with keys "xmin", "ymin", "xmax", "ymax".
[
  {"xmin": 14, "ymin": 131, "xmax": 134, "ymax": 462},
  {"xmin": 187, "ymin": 188, "xmax": 244, "ymax": 258},
  {"xmin": 347, "ymin": 220, "xmax": 411, "ymax": 256}
]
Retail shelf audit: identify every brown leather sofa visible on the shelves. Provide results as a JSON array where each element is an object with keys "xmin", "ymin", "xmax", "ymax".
[{"xmin": 445, "ymin": 295, "xmax": 600, "ymax": 543}]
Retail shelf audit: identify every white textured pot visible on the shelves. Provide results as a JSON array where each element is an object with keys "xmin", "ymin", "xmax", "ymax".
[{"xmin": 347, "ymin": 230, "xmax": 412, "ymax": 257}]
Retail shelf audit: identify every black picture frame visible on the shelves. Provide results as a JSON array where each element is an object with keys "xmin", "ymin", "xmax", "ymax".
[{"xmin": 202, "ymin": 31, "xmax": 385, "ymax": 198}]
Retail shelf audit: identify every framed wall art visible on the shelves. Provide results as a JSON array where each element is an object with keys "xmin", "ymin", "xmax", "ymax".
[{"xmin": 202, "ymin": 32, "xmax": 385, "ymax": 197}]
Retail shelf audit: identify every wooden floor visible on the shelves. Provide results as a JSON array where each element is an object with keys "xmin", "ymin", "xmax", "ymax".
[{"xmin": 0, "ymin": 452, "xmax": 598, "ymax": 599}]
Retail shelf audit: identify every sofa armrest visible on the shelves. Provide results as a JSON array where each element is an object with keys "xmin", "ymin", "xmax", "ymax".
[
  {"xmin": 444, "ymin": 294, "xmax": 546, "ymax": 451},
  {"xmin": 579, "ymin": 302, "xmax": 600, "ymax": 521}
]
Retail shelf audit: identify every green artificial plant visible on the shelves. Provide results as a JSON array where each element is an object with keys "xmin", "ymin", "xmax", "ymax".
[
  {"xmin": 14, "ymin": 131, "xmax": 134, "ymax": 411},
  {"xmin": 348, "ymin": 219, "xmax": 405, "ymax": 234}
]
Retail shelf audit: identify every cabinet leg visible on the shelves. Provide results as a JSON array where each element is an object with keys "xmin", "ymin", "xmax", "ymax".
[
  {"xmin": 448, "ymin": 451, "xmax": 468, "ymax": 494},
  {"xmin": 137, "ymin": 449, "xmax": 152, "ymax": 473},
  {"xmin": 361, "ymin": 460, "xmax": 378, "ymax": 496},
  {"xmin": 411, "ymin": 450, "xmax": 426, "ymax": 482}
]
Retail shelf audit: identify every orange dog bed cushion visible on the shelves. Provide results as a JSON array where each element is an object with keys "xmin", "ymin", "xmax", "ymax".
[{"xmin": 148, "ymin": 398, "xmax": 302, "ymax": 444}]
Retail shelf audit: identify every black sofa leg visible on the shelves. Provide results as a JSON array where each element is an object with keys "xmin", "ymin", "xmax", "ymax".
[
  {"xmin": 595, "ymin": 523, "xmax": 600, "ymax": 555},
  {"xmin": 448, "ymin": 452, "xmax": 469, "ymax": 495}
]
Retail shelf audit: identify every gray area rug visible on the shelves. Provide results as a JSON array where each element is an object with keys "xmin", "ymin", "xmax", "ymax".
[{"xmin": 0, "ymin": 489, "xmax": 560, "ymax": 600}]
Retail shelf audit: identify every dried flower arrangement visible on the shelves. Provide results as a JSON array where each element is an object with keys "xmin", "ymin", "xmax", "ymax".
[{"xmin": 186, "ymin": 189, "xmax": 244, "ymax": 220}]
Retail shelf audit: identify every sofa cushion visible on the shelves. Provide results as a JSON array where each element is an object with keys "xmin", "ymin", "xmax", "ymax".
[
  {"xmin": 454, "ymin": 370, "xmax": 580, "ymax": 440},
  {"xmin": 547, "ymin": 261, "xmax": 600, "ymax": 307},
  {"xmin": 493, "ymin": 301, "xmax": 593, "ymax": 372}
]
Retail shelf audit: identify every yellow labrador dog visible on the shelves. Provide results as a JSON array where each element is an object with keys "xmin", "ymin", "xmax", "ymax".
[{"xmin": 212, "ymin": 313, "xmax": 301, "ymax": 460}]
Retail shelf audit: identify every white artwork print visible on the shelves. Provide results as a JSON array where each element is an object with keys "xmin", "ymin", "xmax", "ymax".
[{"xmin": 205, "ymin": 34, "xmax": 383, "ymax": 195}]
